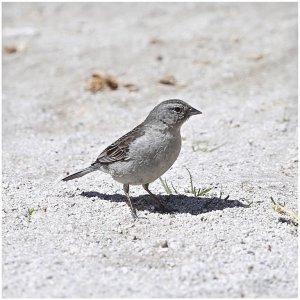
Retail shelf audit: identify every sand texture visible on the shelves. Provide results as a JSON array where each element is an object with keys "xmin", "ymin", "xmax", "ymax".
[{"xmin": 2, "ymin": 3, "xmax": 298, "ymax": 297}]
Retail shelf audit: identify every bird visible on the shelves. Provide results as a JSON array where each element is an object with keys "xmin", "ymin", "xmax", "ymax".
[{"xmin": 62, "ymin": 99, "xmax": 202, "ymax": 219}]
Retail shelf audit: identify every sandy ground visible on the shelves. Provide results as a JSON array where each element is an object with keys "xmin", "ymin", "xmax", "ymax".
[{"xmin": 2, "ymin": 2, "xmax": 298, "ymax": 298}]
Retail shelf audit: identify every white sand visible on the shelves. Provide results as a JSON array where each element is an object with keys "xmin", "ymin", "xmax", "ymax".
[{"xmin": 2, "ymin": 3, "xmax": 297, "ymax": 297}]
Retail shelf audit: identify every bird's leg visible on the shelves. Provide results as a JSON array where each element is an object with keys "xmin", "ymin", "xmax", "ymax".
[
  {"xmin": 142, "ymin": 183, "xmax": 169, "ymax": 212},
  {"xmin": 123, "ymin": 184, "xmax": 138, "ymax": 220}
]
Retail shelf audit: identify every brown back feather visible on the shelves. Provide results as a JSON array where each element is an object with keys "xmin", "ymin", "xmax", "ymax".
[{"xmin": 92, "ymin": 123, "xmax": 145, "ymax": 165}]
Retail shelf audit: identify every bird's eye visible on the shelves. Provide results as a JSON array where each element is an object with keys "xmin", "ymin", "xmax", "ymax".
[{"xmin": 174, "ymin": 106, "xmax": 182, "ymax": 113}]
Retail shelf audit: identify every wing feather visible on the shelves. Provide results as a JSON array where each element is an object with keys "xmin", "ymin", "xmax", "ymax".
[{"xmin": 92, "ymin": 123, "xmax": 145, "ymax": 165}]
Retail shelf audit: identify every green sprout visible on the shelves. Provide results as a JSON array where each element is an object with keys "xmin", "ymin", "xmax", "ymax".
[
  {"xmin": 159, "ymin": 177, "xmax": 176, "ymax": 195},
  {"xmin": 184, "ymin": 168, "xmax": 213, "ymax": 197},
  {"xmin": 26, "ymin": 208, "xmax": 35, "ymax": 222}
]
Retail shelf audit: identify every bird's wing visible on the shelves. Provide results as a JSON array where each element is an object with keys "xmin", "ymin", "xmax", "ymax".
[{"xmin": 92, "ymin": 124, "xmax": 145, "ymax": 165}]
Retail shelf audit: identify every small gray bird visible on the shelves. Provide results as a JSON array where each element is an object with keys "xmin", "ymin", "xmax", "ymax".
[{"xmin": 62, "ymin": 99, "xmax": 202, "ymax": 219}]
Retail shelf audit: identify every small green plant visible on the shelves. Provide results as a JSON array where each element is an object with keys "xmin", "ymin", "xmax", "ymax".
[
  {"xmin": 28, "ymin": 208, "xmax": 34, "ymax": 216},
  {"xmin": 184, "ymin": 168, "xmax": 213, "ymax": 197},
  {"xmin": 160, "ymin": 170, "xmax": 229, "ymax": 199},
  {"xmin": 218, "ymin": 185, "xmax": 230, "ymax": 200},
  {"xmin": 26, "ymin": 208, "xmax": 35, "ymax": 222},
  {"xmin": 159, "ymin": 177, "xmax": 176, "ymax": 195},
  {"xmin": 170, "ymin": 182, "xmax": 179, "ymax": 194},
  {"xmin": 271, "ymin": 197, "xmax": 298, "ymax": 225}
]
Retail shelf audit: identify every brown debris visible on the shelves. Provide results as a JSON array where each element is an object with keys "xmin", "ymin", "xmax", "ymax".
[
  {"xmin": 3, "ymin": 44, "xmax": 26, "ymax": 54},
  {"xmin": 123, "ymin": 83, "xmax": 139, "ymax": 92},
  {"xmin": 149, "ymin": 37, "xmax": 163, "ymax": 44},
  {"xmin": 159, "ymin": 75, "xmax": 176, "ymax": 86},
  {"xmin": 86, "ymin": 73, "xmax": 119, "ymax": 93},
  {"xmin": 105, "ymin": 75, "xmax": 118, "ymax": 90},
  {"xmin": 86, "ymin": 73, "xmax": 106, "ymax": 93},
  {"xmin": 4, "ymin": 45, "xmax": 18, "ymax": 54},
  {"xmin": 160, "ymin": 240, "xmax": 168, "ymax": 248}
]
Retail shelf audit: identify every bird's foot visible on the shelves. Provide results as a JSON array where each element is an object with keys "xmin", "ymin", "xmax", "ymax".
[
  {"xmin": 130, "ymin": 209, "xmax": 138, "ymax": 220},
  {"xmin": 130, "ymin": 210, "xmax": 149, "ymax": 221}
]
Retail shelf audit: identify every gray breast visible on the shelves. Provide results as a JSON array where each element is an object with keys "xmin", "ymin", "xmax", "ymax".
[{"xmin": 109, "ymin": 128, "xmax": 182, "ymax": 185}]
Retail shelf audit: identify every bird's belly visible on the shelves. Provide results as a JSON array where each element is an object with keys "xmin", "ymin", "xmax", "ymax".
[{"xmin": 110, "ymin": 132, "xmax": 181, "ymax": 185}]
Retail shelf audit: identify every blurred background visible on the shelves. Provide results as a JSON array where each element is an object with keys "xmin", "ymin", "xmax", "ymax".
[{"xmin": 2, "ymin": 2, "xmax": 298, "ymax": 298}]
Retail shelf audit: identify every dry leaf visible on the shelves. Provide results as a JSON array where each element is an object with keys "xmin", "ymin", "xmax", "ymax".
[
  {"xmin": 105, "ymin": 75, "xmax": 118, "ymax": 90},
  {"xmin": 271, "ymin": 197, "xmax": 298, "ymax": 225},
  {"xmin": 3, "ymin": 44, "xmax": 26, "ymax": 54},
  {"xmin": 86, "ymin": 73, "xmax": 118, "ymax": 93},
  {"xmin": 86, "ymin": 73, "xmax": 106, "ymax": 93},
  {"xmin": 4, "ymin": 46, "xmax": 18, "ymax": 54}
]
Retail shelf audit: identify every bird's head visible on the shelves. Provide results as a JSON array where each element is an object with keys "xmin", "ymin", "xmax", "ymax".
[{"xmin": 146, "ymin": 99, "xmax": 202, "ymax": 128}]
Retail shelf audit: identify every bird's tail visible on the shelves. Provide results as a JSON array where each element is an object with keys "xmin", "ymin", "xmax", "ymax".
[{"xmin": 62, "ymin": 166, "xmax": 97, "ymax": 181}]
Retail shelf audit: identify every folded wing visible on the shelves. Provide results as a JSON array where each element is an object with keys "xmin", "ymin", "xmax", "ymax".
[{"xmin": 92, "ymin": 124, "xmax": 145, "ymax": 165}]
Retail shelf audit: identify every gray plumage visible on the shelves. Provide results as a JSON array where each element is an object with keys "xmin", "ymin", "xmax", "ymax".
[{"xmin": 62, "ymin": 99, "xmax": 202, "ymax": 219}]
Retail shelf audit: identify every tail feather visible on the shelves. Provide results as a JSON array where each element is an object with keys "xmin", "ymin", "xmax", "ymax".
[{"xmin": 62, "ymin": 166, "xmax": 96, "ymax": 181}]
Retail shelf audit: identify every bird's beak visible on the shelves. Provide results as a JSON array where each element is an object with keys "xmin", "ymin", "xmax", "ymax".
[{"xmin": 188, "ymin": 106, "xmax": 202, "ymax": 116}]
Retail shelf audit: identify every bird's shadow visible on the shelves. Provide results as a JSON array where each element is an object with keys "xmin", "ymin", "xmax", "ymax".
[{"xmin": 80, "ymin": 191, "xmax": 248, "ymax": 215}]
